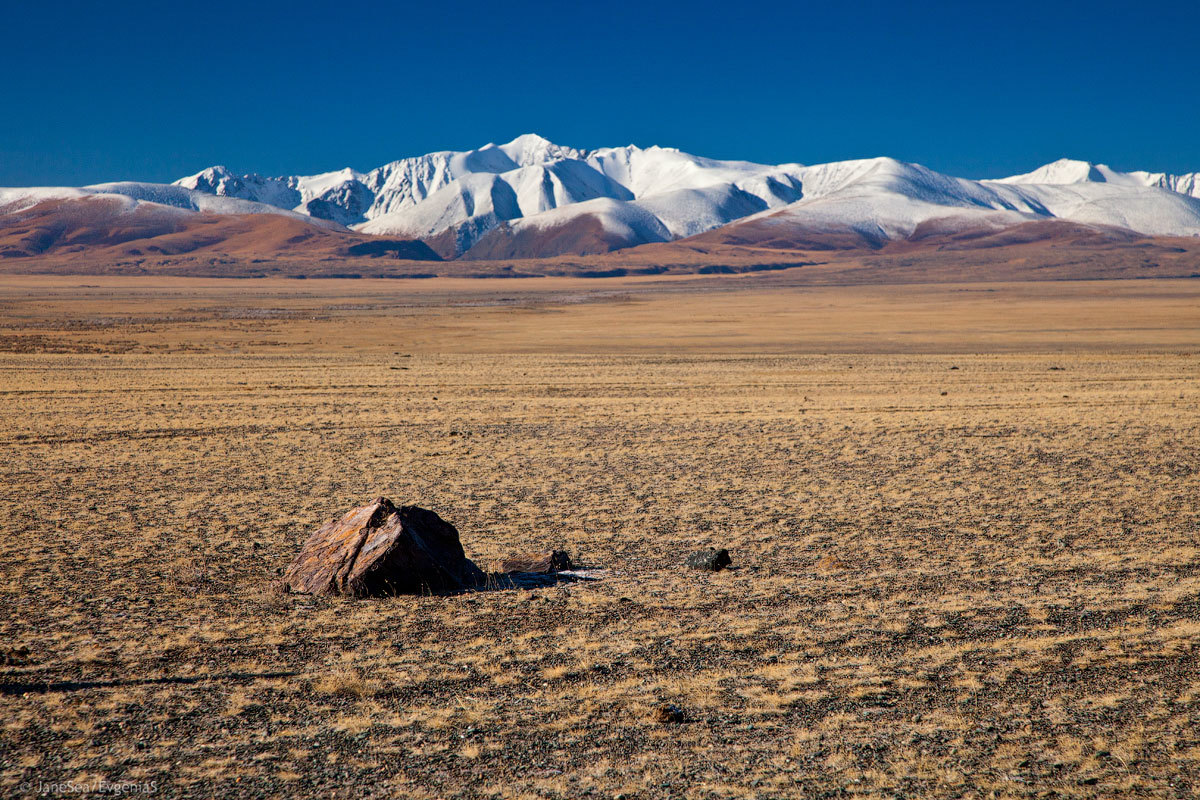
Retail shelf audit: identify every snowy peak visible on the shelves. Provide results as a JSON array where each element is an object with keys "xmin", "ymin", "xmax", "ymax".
[
  {"xmin": 176, "ymin": 165, "xmax": 239, "ymax": 192},
  {"xmin": 496, "ymin": 133, "xmax": 583, "ymax": 167},
  {"xmin": 996, "ymin": 158, "xmax": 1200, "ymax": 198},
  {"xmin": 1130, "ymin": 170, "xmax": 1200, "ymax": 199},
  {"xmin": 585, "ymin": 144, "xmax": 802, "ymax": 198},
  {"xmin": 998, "ymin": 159, "xmax": 1113, "ymax": 185}
]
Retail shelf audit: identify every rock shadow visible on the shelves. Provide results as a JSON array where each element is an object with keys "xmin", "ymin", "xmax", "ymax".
[
  {"xmin": 0, "ymin": 670, "xmax": 300, "ymax": 696},
  {"xmin": 475, "ymin": 569, "xmax": 603, "ymax": 592}
]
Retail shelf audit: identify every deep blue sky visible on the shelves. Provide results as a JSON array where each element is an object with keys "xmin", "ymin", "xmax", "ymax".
[{"xmin": 3, "ymin": 0, "xmax": 1197, "ymax": 186}]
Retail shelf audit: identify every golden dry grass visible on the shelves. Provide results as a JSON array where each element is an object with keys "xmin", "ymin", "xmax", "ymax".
[{"xmin": 1, "ymin": 275, "xmax": 1199, "ymax": 798}]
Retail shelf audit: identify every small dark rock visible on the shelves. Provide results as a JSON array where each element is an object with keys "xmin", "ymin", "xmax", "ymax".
[
  {"xmin": 1, "ymin": 645, "xmax": 31, "ymax": 666},
  {"xmin": 653, "ymin": 704, "xmax": 686, "ymax": 724},
  {"xmin": 685, "ymin": 548, "xmax": 732, "ymax": 572}
]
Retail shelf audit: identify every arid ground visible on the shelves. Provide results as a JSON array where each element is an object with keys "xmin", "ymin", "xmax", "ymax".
[{"xmin": 2, "ymin": 273, "xmax": 1199, "ymax": 798}]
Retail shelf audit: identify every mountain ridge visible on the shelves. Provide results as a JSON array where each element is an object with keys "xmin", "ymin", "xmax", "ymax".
[
  {"xmin": 169, "ymin": 137, "xmax": 1200, "ymax": 254},
  {"xmin": 3, "ymin": 135, "xmax": 1200, "ymax": 263}
]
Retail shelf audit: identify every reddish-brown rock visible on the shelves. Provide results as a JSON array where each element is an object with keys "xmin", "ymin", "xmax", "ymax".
[{"xmin": 282, "ymin": 498, "xmax": 484, "ymax": 597}]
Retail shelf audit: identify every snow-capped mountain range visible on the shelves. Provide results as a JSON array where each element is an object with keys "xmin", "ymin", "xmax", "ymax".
[
  {"xmin": 168, "ymin": 134, "xmax": 812, "ymax": 257},
  {"xmin": 4, "ymin": 134, "xmax": 1200, "ymax": 260}
]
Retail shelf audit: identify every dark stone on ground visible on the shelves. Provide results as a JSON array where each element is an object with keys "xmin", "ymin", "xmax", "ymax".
[
  {"xmin": 2, "ymin": 646, "xmax": 31, "ymax": 666},
  {"xmin": 684, "ymin": 548, "xmax": 732, "ymax": 572},
  {"xmin": 653, "ymin": 704, "xmax": 686, "ymax": 724}
]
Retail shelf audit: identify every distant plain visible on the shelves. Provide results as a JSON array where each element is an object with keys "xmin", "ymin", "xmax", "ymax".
[{"xmin": 1, "ymin": 273, "xmax": 1199, "ymax": 798}]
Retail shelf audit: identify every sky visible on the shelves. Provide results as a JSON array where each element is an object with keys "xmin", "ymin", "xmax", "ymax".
[{"xmin": 2, "ymin": 0, "xmax": 1197, "ymax": 186}]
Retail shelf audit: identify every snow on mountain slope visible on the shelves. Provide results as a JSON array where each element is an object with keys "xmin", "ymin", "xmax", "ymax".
[
  {"xmin": 633, "ymin": 185, "xmax": 780, "ymax": 238},
  {"xmin": 0, "ymin": 181, "xmax": 363, "ymax": 261},
  {"xmin": 715, "ymin": 158, "xmax": 1038, "ymax": 246},
  {"xmin": 585, "ymin": 145, "xmax": 804, "ymax": 198},
  {"xmin": 729, "ymin": 188, "xmax": 1026, "ymax": 251},
  {"xmin": 176, "ymin": 135, "xmax": 810, "ymax": 255},
  {"xmin": 0, "ymin": 193, "xmax": 441, "ymax": 262},
  {"xmin": 991, "ymin": 182, "xmax": 1200, "ymax": 237},
  {"xmin": 984, "ymin": 164, "xmax": 1200, "ymax": 237},
  {"xmin": 516, "ymin": 197, "xmax": 671, "ymax": 238},
  {"xmin": 86, "ymin": 181, "xmax": 337, "ymax": 222},
  {"xmin": 358, "ymin": 140, "xmax": 809, "ymax": 254},
  {"xmin": 175, "ymin": 166, "xmax": 369, "ymax": 226},
  {"xmin": 796, "ymin": 158, "xmax": 1010, "ymax": 209},
  {"xmin": 175, "ymin": 166, "xmax": 302, "ymax": 209},
  {"xmin": 172, "ymin": 136, "xmax": 1200, "ymax": 258},
  {"xmin": 461, "ymin": 197, "xmax": 672, "ymax": 260},
  {"xmin": 706, "ymin": 156, "xmax": 1200, "ymax": 249},
  {"xmin": 0, "ymin": 187, "xmax": 92, "ymax": 213},
  {"xmin": 357, "ymin": 172, "xmax": 521, "ymax": 258},
  {"xmin": 361, "ymin": 144, "xmax": 530, "ymax": 218},
  {"xmin": 1141, "ymin": 172, "xmax": 1200, "ymax": 198},
  {"xmin": 0, "ymin": 182, "xmax": 331, "ymax": 226},
  {"xmin": 497, "ymin": 133, "xmax": 585, "ymax": 167},
  {"xmin": 176, "ymin": 136, "xmax": 594, "ymax": 231},
  {"xmin": 359, "ymin": 159, "xmax": 637, "ymax": 255},
  {"xmin": 998, "ymin": 158, "xmax": 1200, "ymax": 199},
  {"xmin": 997, "ymin": 159, "xmax": 1139, "ymax": 187},
  {"xmin": 8, "ymin": 139, "xmax": 1200, "ymax": 262}
]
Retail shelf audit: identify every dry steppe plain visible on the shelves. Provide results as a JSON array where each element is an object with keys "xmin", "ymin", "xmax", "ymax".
[{"xmin": 1, "ymin": 273, "xmax": 1199, "ymax": 798}]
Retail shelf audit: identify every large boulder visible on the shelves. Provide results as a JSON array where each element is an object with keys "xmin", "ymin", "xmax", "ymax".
[{"xmin": 282, "ymin": 498, "xmax": 484, "ymax": 597}]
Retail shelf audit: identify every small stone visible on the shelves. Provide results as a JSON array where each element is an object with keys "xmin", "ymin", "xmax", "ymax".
[
  {"xmin": 653, "ymin": 704, "xmax": 685, "ymax": 724},
  {"xmin": 1, "ymin": 645, "xmax": 31, "ymax": 666},
  {"xmin": 684, "ymin": 548, "xmax": 731, "ymax": 572},
  {"xmin": 816, "ymin": 554, "xmax": 848, "ymax": 571}
]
